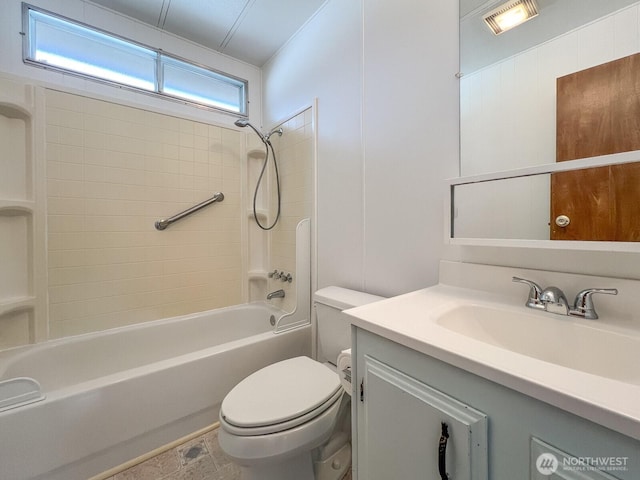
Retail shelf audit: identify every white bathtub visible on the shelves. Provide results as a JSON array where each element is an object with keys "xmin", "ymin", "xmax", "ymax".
[{"xmin": 0, "ymin": 303, "xmax": 311, "ymax": 480}]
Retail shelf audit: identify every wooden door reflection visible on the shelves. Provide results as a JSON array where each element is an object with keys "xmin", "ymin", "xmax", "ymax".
[{"xmin": 553, "ymin": 52, "xmax": 640, "ymax": 241}]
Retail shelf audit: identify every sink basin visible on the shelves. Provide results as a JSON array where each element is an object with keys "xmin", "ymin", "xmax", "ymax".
[{"xmin": 436, "ymin": 304, "xmax": 640, "ymax": 385}]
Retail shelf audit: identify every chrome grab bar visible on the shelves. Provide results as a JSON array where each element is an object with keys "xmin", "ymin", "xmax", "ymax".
[{"xmin": 155, "ymin": 192, "xmax": 224, "ymax": 230}]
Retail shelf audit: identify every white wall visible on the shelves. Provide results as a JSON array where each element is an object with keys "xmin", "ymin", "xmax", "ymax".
[
  {"xmin": 263, "ymin": 0, "xmax": 640, "ymax": 294},
  {"xmin": 362, "ymin": 0, "xmax": 459, "ymax": 295},
  {"xmin": 263, "ymin": 0, "xmax": 366, "ymax": 292},
  {"xmin": 0, "ymin": 0, "xmax": 262, "ymax": 127},
  {"xmin": 263, "ymin": 0, "xmax": 460, "ymax": 297}
]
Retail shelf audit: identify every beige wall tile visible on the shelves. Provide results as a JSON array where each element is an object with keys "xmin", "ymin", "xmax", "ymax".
[
  {"xmin": 45, "ymin": 90, "xmax": 243, "ymax": 338},
  {"xmin": 261, "ymin": 108, "xmax": 314, "ymax": 312},
  {"xmin": 0, "ymin": 311, "xmax": 32, "ymax": 350}
]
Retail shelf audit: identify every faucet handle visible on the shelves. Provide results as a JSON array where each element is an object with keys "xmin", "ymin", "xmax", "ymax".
[
  {"xmin": 512, "ymin": 277, "xmax": 544, "ymax": 309},
  {"xmin": 571, "ymin": 288, "xmax": 618, "ymax": 320},
  {"xmin": 281, "ymin": 273, "xmax": 292, "ymax": 283},
  {"xmin": 268, "ymin": 269, "xmax": 281, "ymax": 279}
]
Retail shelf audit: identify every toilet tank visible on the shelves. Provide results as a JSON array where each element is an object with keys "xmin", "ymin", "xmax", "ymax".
[{"xmin": 314, "ymin": 287, "xmax": 385, "ymax": 364}]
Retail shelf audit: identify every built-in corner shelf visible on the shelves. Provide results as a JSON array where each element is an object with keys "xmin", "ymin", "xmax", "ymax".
[
  {"xmin": 244, "ymin": 138, "xmax": 271, "ymax": 303},
  {"xmin": 0, "ymin": 101, "xmax": 33, "ymax": 120},
  {"xmin": 0, "ymin": 297, "xmax": 36, "ymax": 318},
  {"xmin": 0, "ymin": 200, "xmax": 35, "ymax": 215},
  {"xmin": 247, "ymin": 209, "xmax": 268, "ymax": 221},
  {"xmin": 247, "ymin": 148, "xmax": 266, "ymax": 158},
  {"xmin": 248, "ymin": 270, "xmax": 268, "ymax": 281},
  {"xmin": 0, "ymin": 79, "xmax": 46, "ymax": 348}
]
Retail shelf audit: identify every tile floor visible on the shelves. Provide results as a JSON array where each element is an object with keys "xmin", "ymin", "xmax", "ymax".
[
  {"xmin": 103, "ymin": 427, "xmax": 352, "ymax": 480},
  {"xmin": 104, "ymin": 428, "xmax": 240, "ymax": 480}
]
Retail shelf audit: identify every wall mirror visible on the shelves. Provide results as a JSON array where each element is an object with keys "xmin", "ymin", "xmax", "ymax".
[
  {"xmin": 451, "ymin": 152, "xmax": 640, "ymax": 243},
  {"xmin": 457, "ymin": 0, "xmax": 640, "ymax": 244}
]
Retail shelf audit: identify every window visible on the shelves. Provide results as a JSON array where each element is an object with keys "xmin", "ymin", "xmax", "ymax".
[
  {"xmin": 23, "ymin": 4, "xmax": 248, "ymax": 115},
  {"xmin": 161, "ymin": 55, "xmax": 246, "ymax": 112}
]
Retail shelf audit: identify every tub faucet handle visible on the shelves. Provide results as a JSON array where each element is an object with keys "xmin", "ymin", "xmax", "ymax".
[{"xmin": 268, "ymin": 269, "xmax": 281, "ymax": 279}]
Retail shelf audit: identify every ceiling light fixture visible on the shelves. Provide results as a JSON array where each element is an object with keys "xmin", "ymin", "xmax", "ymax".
[{"xmin": 483, "ymin": 0, "xmax": 539, "ymax": 35}]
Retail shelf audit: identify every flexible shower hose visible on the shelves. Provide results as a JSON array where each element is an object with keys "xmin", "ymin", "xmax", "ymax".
[{"xmin": 253, "ymin": 138, "xmax": 281, "ymax": 230}]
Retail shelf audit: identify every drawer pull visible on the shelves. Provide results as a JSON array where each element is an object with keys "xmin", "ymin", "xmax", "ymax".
[{"xmin": 438, "ymin": 422, "xmax": 450, "ymax": 480}]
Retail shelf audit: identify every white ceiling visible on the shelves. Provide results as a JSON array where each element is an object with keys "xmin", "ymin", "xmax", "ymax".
[
  {"xmin": 88, "ymin": 0, "xmax": 327, "ymax": 66},
  {"xmin": 459, "ymin": 0, "xmax": 502, "ymax": 19}
]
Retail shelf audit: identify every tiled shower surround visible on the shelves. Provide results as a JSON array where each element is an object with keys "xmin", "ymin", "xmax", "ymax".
[
  {"xmin": 45, "ymin": 90, "xmax": 243, "ymax": 338},
  {"xmin": 261, "ymin": 108, "xmax": 314, "ymax": 312},
  {"xmin": 0, "ymin": 81, "xmax": 315, "ymax": 348}
]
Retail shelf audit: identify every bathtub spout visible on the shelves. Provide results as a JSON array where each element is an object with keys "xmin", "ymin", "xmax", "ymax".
[{"xmin": 267, "ymin": 289, "xmax": 285, "ymax": 300}]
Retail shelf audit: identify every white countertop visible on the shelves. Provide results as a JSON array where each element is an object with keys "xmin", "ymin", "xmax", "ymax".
[{"xmin": 346, "ymin": 284, "xmax": 640, "ymax": 441}]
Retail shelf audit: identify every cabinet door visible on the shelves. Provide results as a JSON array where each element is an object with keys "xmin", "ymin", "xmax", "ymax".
[{"xmin": 357, "ymin": 355, "xmax": 488, "ymax": 480}]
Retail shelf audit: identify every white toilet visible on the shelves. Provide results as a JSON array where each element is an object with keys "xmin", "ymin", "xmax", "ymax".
[{"xmin": 218, "ymin": 287, "xmax": 384, "ymax": 480}]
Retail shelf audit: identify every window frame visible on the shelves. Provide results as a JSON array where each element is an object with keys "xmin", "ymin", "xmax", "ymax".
[{"xmin": 22, "ymin": 3, "xmax": 249, "ymax": 116}]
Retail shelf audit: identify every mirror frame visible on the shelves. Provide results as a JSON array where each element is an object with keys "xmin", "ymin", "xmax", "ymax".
[{"xmin": 446, "ymin": 149, "xmax": 640, "ymax": 252}]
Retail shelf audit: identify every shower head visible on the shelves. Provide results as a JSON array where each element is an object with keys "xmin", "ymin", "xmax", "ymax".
[
  {"xmin": 265, "ymin": 127, "xmax": 283, "ymax": 141},
  {"xmin": 234, "ymin": 118, "xmax": 266, "ymax": 142}
]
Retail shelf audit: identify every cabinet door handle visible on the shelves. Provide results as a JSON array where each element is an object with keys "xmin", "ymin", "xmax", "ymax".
[{"xmin": 438, "ymin": 422, "xmax": 450, "ymax": 480}]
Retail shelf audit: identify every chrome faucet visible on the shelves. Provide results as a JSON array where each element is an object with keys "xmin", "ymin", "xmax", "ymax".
[
  {"xmin": 512, "ymin": 277, "xmax": 617, "ymax": 319},
  {"xmin": 512, "ymin": 277, "xmax": 544, "ymax": 310},
  {"xmin": 268, "ymin": 269, "xmax": 281, "ymax": 280},
  {"xmin": 570, "ymin": 288, "xmax": 618, "ymax": 319},
  {"xmin": 540, "ymin": 286, "xmax": 570, "ymax": 315},
  {"xmin": 267, "ymin": 289, "xmax": 285, "ymax": 300}
]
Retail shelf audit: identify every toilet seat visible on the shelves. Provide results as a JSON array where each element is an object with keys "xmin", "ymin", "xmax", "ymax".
[{"xmin": 220, "ymin": 356, "xmax": 342, "ymax": 436}]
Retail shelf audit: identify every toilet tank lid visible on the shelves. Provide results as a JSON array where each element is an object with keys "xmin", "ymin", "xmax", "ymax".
[{"xmin": 314, "ymin": 286, "xmax": 385, "ymax": 310}]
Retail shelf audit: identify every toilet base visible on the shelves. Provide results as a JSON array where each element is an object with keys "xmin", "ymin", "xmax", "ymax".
[
  {"xmin": 239, "ymin": 451, "xmax": 314, "ymax": 480},
  {"xmin": 314, "ymin": 441, "xmax": 351, "ymax": 480}
]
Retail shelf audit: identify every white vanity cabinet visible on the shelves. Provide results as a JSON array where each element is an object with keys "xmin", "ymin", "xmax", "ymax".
[
  {"xmin": 352, "ymin": 328, "xmax": 639, "ymax": 480},
  {"xmin": 356, "ymin": 352, "xmax": 488, "ymax": 480}
]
